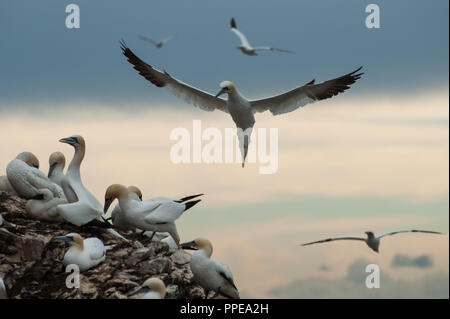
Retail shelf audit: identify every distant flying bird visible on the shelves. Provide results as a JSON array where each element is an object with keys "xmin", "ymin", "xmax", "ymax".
[
  {"xmin": 139, "ymin": 35, "xmax": 173, "ymax": 48},
  {"xmin": 301, "ymin": 230, "xmax": 444, "ymax": 253},
  {"xmin": 230, "ymin": 18, "xmax": 294, "ymax": 56},
  {"xmin": 120, "ymin": 41, "xmax": 363, "ymax": 167}
]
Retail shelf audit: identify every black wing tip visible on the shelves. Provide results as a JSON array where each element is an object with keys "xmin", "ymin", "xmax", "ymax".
[
  {"xmin": 231, "ymin": 17, "xmax": 236, "ymax": 28},
  {"xmin": 184, "ymin": 199, "xmax": 202, "ymax": 211},
  {"xmin": 306, "ymin": 79, "xmax": 315, "ymax": 85}
]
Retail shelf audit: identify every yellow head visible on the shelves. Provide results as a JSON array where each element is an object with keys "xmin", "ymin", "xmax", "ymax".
[
  {"xmin": 55, "ymin": 233, "xmax": 84, "ymax": 250},
  {"xmin": 127, "ymin": 186, "xmax": 143, "ymax": 201},
  {"xmin": 181, "ymin": 238, "xmax": 213, "ymax": 257},
  {"xmin": 104, "ymin": 184, "xmax": 129, "ymax": 213},
  {"xmin": 16, "ymin": 152, "xmax": 39, "ymax": 169},
  {"xmin": 215, "ymin": 81, "xmax": 236, "ymax": 98},
  {"xmin": 59, "ymin": 135, "xmax": 85, "ymax": 149}
]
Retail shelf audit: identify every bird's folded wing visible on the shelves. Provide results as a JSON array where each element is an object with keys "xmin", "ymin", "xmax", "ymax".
[
  {"xmin": 251, "ymin": 67, "xmax": 363, "ymax": 116},
  {"xmin": 143, "ymin": 201, "xmax": 183, "ymax": 224},
  {"xmin": 215, "ymin": 261, "xmax": 237, "ymax": 290},
  {"xmin": 121, "ymin": 42, "xmax": 229, "ymax": 113},
  {"xmin": 378, "ymin": 229, "xmax": 443, "ymax": 238},
  {"xmin": 87, "ymin": 239, "xmax": 106, "ymax": 260},
  {"xmin": 302, "ymin": 236, "xmax": 366, "ymax": 246}
]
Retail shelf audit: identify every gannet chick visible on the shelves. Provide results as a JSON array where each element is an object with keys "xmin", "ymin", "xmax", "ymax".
[
  {"xmin": 301, "ymin": 229, "xmax": 444, "ymax": 253},
  {"xmin": 55, "ymin": 233, "xmax": 110, "ymax": 272},
  {"xmin": 121, "ymin": 42, "xmax": 363, "ymax": 167},
  {"xmin": 48, "ymin": 152, "xmax": 66, "ymax": 186},
  {"xmin": 0, "ymin": 276, "xmax": 6, "ymax": 299},
  {"xmin": 181, "ymin": 238, "xmax": 240, "ymax": 299},
  {"xmin": 128, "ymin": 278, "xmax": 166, "ymax": 299},
  {"xmin": 103, "ymin": 184, "xmax": 202, "ymax": 247},
  {"xmin": 25, "ymin": 188, "xmax": 67, "ymax": 221},
  {"xmin": 6, "ymin": 152, "xmax": 64, "ymax": 199},
  {"xmin": 109, "ymin": 185, "xmax": 143, "ymax": 231},
  {"xmin": 57, "ymin": 135, "xmax": 105, "ymax": 226}
]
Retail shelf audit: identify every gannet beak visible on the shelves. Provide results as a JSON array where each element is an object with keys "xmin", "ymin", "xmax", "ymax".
[
  {"xmin": 48, "ymin": 163, "xmax": 57, "ymax": 178},
  {"xmin": 127, "ymin": 286, "xmax": 150, "ymax": 297},
  {"xmin": 103, "ymin": 198, "xmax": 113, "ymax": 213},
  {"xmin": 215, "ymin": 88, "xmax": 227, "ymax": 98},
  {"xmin": 59, "ymin": 137, "xmax": 77, "ymax": 146},
  {"xmin": 54, "ymin": 235, "xmax": 72, "ymax": 242},
  {"xmin": 180, "ymin": 240, "xmax": 199, "ymax": 250}
]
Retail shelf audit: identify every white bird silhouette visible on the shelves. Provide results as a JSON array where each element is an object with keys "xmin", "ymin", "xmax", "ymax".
[
  {"xmin": 121, "ymin": 42, "xmax": 363, "ymax": 167},
  {"xmin": 301, "ymin": 230, "xmax": 444, "ymax": 253},
  {"xmin": 230, "ymin": 18, "xmax": 294, "ymax": 56}
]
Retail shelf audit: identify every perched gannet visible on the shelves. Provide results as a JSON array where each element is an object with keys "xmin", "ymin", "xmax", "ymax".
[
  {"xmin": 109, "ymin": 185, "xmax": 143, "ymax": 231},
  {"xmin": 301, "ymin": 230, "xmax": 444, "ymax": 253},
  {"xmin": 0, "ymin": 276, "xmax": 6, "ymax": 299},
  {"xmin": 139, "ymin": 35, "xmax": 173, "ymax": 48},
  {"xmin": 103, "ymin": 184, "xmax": 202, "ymax": 247},
  {"xmin": 182, "ymin": 238, "xmax": 239, "ymax": 299},
  {"xmin": 25, "ymin": 188, "xmax": 67, "ymax": 221},
  {"xmin": 55, "ymin": 233, "xmax": 111, "ymax": 272},
  {"xmin": 57, "ymin": 135, "xmax": 104, "ymax": 226},
  {"xmin": 128, "ymin": 277, "xmax": 166, "ymax": 299},
  {"xmin": 121, "ymin": 42, "xmax": 363, "ymax": 167},
  {"xmin": 230, "ymin": 18, "xmax": 294, "ymax": 56},
  {"xmin": 6, "ymin": 152, "xmax": 64, "ymax": 199},
  {"xmin": 48, "ymin": 151, "xmax": 66, "ymax": 186}
]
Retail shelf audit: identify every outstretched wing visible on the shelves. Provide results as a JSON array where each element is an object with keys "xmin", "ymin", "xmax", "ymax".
[
  {"xmin": 121, "ymin": 41, "xmax": 229, "ymax": 113},
  {"xmin": 253, "ymin": 46, "xmax": 295, "ymax": 54},
  {"xmin": 251, "ymin": 67, "xmax": 363, "ymax": 116},
  {"xmin": 378, "ymin": 229, "xmax": 443, "ymax": 239},
  {"xmin": 139, "ymin": 35, "xmax": 158, "ymax": 46},
  {"xmin": 301, "ymin": 236, "xmax": 366, "ymax": 246},
  {"xmin": 230, "ymin": 18, "xmax": 251, "ymax": 48}
]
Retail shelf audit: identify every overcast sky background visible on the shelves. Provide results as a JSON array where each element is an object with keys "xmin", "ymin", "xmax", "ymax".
[
  {"xmin": 0, "ymin": 0, "xmax": 448, "ymax": 108},
  {"xmin": 0, "ymin": 1, "xmax": 448, "ymax": 298}
]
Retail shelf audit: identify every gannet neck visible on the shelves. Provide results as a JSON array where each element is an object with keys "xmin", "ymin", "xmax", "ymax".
[
  {"xmin": 70, "ymin": 233, "xmax": 85, "ymax": 251},
  {"xmin": 67, "ymin": 145, "xmax": 85, "ymax": 177},
  {"xmin": 49, "ymin": 152, "xmax": 65, "ymax": 178},
  {"xmin": 197, "ymin": 238, "xmax": 213, "ymax": 258},
  {"xmin": 127, "ymin": 186, "xmax": 143, "ymax": 201}
]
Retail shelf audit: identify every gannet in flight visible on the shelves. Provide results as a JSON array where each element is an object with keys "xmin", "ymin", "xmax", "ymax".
[
  {"xmin": 6, "ymin": 152, "xmax": 64, "ymax": 199},
  {"xmin": 128, "ymin": 277, "xmax": 166, "ymax": 299},
  {"xmin": 57, "ymin": 135, "xmax": 105, "ymax": 226},
  {"xmin": 48, "ymin": 152, "xmax": 66, "ymax": 186},
  {"xmin": 121, "ymin": 42, "xmax": 363, "ymax": 167},
  {"xmin": 301, "ymin": 230, "xmax": 444, "ymax": 253},
  {"xmin": 139, "ymin": 35, "xmax": 173, "ymax": 48},
  {"xmin": 103, "ymin": 184, "xmax": 202, "ymax": 247},
  {"xmin": 25, "ymin": 188, "xmax": 67, "ymax": 222},
  {"xmin": 230, "ymin": 18, "xmax": 294, "ymax": 56},
  {"xmin": 181, "ymin": 238, "xmax": 240, "ymax": 299},
  {"xmin": 55, "ymin": 233, "xmax": 112, "ymax": 272}
]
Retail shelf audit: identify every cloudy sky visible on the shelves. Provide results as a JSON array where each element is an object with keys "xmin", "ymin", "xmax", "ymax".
[{"xmin": 0, "ymin": 0, "xmax": 448, "ymax": 298}]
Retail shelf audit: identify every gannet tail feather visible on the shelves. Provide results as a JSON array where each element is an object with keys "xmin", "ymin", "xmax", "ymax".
[{"xmin": 184, "ymin": 199, "xmax": 201, "ymax": 212}]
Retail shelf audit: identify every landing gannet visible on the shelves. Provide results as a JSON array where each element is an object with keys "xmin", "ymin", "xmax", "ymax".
[
  {"xmin": 57, "ymin": 135, "xmax": 104, "ymax": 226},
  {"xmin": 139, "ymin": 35, "xmax": 173, "ymax": 48},
  {"xmin": 6, "ymin": 152, "xmax": 64, "ymax": 199},
  {"xmin": 128, "ymin": 277, "xmax": 166, "ymax": 299},
  {"xmin": 301, "ymin": 230, "xmax": 444, "ymax": 253},
  {"xmin": 104, "ymin": 184, "xmax": 202, "ymax": 247},
  {"xmin": 121, "ymin": 42, "xmax": 363, "ymax": 166},
  {"xmin": 48, "ymin": 151, "xmax": 66, "ymax": 186},
  {"xmin": 55, "ymin": 233, "xmax": 111, "ymax": 272},
  {"xmin": 181, "ymin": 238, "xmax": 240, "ymax": 299},
  {"xmin": 25, "ymin": 188, "xmax": 67, "ymax": 222},
  {"xmin": 230, "ymin": 18, "xmax": 294, "ymax": 56}
]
